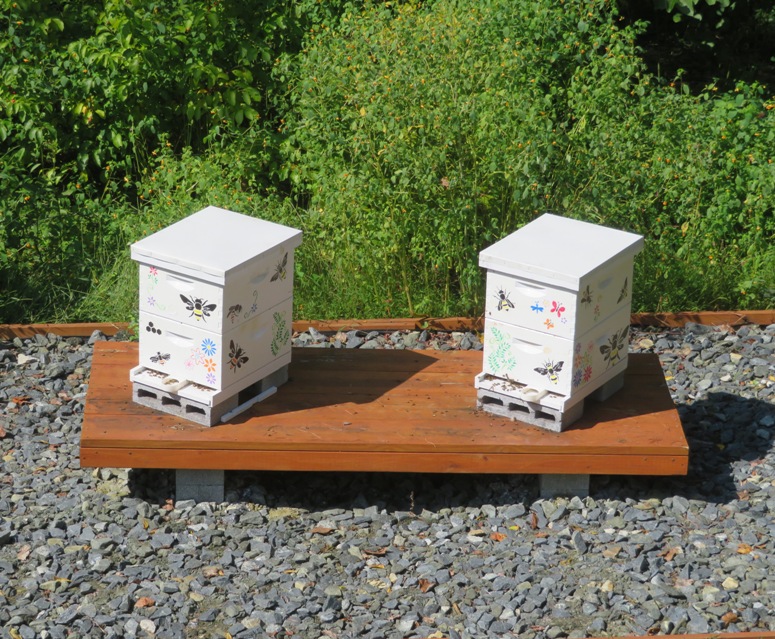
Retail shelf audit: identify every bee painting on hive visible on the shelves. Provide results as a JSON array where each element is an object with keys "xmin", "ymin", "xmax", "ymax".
[
  {"xmin": 475, "ymin": 213, "xmax": 643, "ymax": 432},
  {"xmin": 129, "ymin": 206, "xmax": 302, "ymax": 426}
]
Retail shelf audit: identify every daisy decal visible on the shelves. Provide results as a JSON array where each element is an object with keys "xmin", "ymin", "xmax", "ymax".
[
  {"xmin": 201, "ymin": 338, "xmax": 217, "ymax": 357},
  {"xmin": 205, "ymin": 372, "xmax": 216, "ymax": 386},
  {"xmin": 573, "ymin": 369, "xmax": 583, "ymax": 387}
]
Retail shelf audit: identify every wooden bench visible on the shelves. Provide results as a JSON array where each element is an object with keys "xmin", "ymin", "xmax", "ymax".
[{"xmin": 80, "ymin": 341, "xmax": 688, "ymax": 500}]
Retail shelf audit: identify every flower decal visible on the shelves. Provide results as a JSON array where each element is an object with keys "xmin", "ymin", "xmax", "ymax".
[
  {"xmin": 572, "ymin": 341, "xmax": 596, "ymax": 388},
  {"xmin": 201, "ymin": 338, "xmax": 217, "ymax": 357},
  {"xmin": 205, "ymin": 372, "xmax": 216, "ymax": 386},
  {"xmin": 573, "ymin": 369, "xmax": 582, "ymax": 387},
  {"xmin": 204, "ymin": 358, "xmax": 216, "ymax": 373}
]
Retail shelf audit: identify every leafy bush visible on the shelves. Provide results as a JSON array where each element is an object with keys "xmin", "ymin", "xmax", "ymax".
[
  {"xmin": 281, "ymin": 0, "xmax": 774, "ymax": 316},
  {"xmin": 280, "ymin": 0, "xmax": 621, "ymax": 316},
  {"xmin": 1, "ymin": 0, "xmax": 773, "ymax": 323},
  {"xmin": 0, "ymin": 0, "xmax": 352, "ymax": 322}
]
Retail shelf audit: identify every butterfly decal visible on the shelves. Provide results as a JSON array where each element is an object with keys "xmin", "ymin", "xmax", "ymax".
[
  {"xmin": 580, "ymin": 285, "xmax": 593, "ymax": 306},
  {"xmin": 550, "ymin": 300, "xmax": 566, "ymax": 318}
]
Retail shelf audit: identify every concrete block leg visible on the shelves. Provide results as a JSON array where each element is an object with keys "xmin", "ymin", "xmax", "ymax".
[
  {"xmin": 176, "ymin": 469, "xmax": 225, "ymax": 503},
  {"xmin": 540, "ymin": 474, "xmax": 590, "ymax": 498},
  {"xmin": 589, "ymin": 370, "xmax": 625, "ymax": 403},
  {"xmin": 477, "ymin": 388, "xmax": 585, "ymax": 432}
]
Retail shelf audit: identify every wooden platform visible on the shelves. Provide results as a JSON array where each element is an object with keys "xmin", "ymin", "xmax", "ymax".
[{"xmin": 80, "ymin": 342, "xmax": 688, "ymax": 477}]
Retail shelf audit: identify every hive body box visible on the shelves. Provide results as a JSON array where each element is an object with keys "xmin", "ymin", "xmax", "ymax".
[
  {"xmin": 130, "ymin": 206, "xmax": 302, "ymax": 425},
  {"xmin": 476, "ymin": 214, "xmax": 643, "ymax": 431}
]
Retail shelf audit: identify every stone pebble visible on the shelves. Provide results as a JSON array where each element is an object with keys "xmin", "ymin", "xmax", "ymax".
[{"xmin": 0, "ymin": 324, "xmax": 774, "ymax": 637}]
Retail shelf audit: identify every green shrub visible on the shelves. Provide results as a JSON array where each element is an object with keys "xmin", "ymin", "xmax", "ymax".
[
  {"xmin": 2, "ymin": 0, "xmax": 772, "ymax": 323},
  {"xmin": 0, "ymin": 0, "xmax": 354, "ymax": 322},
  {"xmin": 280, "ymin": 0, "xmax": 615, "ymax": 316},
  {"xmin": 280, "ymin": 0, "xmax": 774, "ymax": 316}
]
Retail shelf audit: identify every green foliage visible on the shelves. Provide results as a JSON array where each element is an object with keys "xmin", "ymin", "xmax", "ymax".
[
  {"xmin": 0, "ymin": 0, "xmax": 354, "ymax": 322},
  {"xmin": 654, "ymin": 0, "xmax": 735, "ymax": 25},
  {"xmin": 1, "ymin": 0, "xmax": 773, "ymax": 323},
  {"xmin": 558, "ymin": 70, "xmax": 775, "ymax": 309},
  {"xmin": 280, "ymin": 0, "xmax": 615, "ymax": 315},
  {"xmin": 281, "ymin": 0, "xmax": 773, "ymax": 317}
]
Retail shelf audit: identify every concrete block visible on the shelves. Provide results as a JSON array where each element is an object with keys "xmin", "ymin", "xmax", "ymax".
[
  {"xmin": 589, "ymin": 369, "xmax": 626, "ymax": 402},
  {"xmin": 133, "ymin": 382, "xmax": 239, "ymax": 427},
  {"xmin": 476, "ymin": 388, "xmax": 584, "ymax": 432},
  {"xmin": 540, "ymin": 474, "xmax": 590, "ymax": 498},
  {"xmin": 176, "ymin": 469, "xmax": 225, "ymax": 503},
  {"xmin": 133, "ymin": 363, "xmax": 290, "ymax": 426}
]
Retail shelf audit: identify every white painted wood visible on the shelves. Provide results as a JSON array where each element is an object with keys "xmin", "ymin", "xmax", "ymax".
[
  {"xmin": 478, "ymin": 214, "xmax": 643, "ymax": 425},
  {"xmin": 130, "ymin": 206, "xmax": 302, "ymax": 284},
  {"xmin": 130, "ymin": 208, "xmax": 301, "ymax": 416},
  {"xmin": 479, "ymin": 213, "xmax": 643, "ymax": 290},
  {"xmin": 137, "ymin": 242, "xmax": 295, "ymax": 332},
  {"xmin": 138, "ymin": 297, "xmax": 292, "ymax": 392},
  {"xmin": 484, "ymin": 260, "xmax": 635, "ymax": 338},
  {"xmin": 482, "ymin": 306, "xmax": 631, "ymax": 397}
]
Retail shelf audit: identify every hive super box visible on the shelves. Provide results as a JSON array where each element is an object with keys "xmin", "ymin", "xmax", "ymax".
[
  {"xmin": 476, "ymin": 214, "xmax": 644, "ymax": 431},
  {"xmin": 130, "ymin": 206, "xmax": 302, "ymax": 425}
]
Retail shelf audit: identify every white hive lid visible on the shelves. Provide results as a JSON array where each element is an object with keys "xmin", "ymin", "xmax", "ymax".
[
  {"xmin": 479, "ymin": 213, "xmax": 643, "ymax": 289},
  {"xmin": 130, "ymin": 206, "xmax": 302, "ymax": 283}
]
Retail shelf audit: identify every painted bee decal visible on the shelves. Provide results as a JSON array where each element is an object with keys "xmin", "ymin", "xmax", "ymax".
[
  {"xmin": 600, "ymin": 327, "xmax": 629, "ymax": 368},
  {"xmin": 534, "ymin": 360, "xmax": 564, "ymax": 384},
  {"xmin": 228, "ymin": 340, "xmax": 249, "ymax": 371},
  {"xmin": 271, "ymin": 252, "xmax": 288, "ymax": 282},
  {"xmin": 580, "ymin": 285, "xmax": 593, "ymax": 306},
  {"xmin": 496, "ymin": 288, "xmax": 515, "ymax": 311},
  {"xmin": 227, "ymin": 304, "xmax": 242, "ymax": 323},
  {"xmin": 180, "ymin": 295, "xmax": 217, "ymax": 322},
  {"xmin": 617, "ymin": 277, "xmax": 629, "ymax": 303},
  {"xmin": 150, "ymin": 352, "xmax": 170, "ymax": 365}
]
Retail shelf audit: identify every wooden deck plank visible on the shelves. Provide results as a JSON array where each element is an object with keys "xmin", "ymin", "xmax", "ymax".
[
  {"xmin": 80, "ymin": 448, "xmax": 687, "ymax": 475},
  {"xmin": 80, "ymin": 342, "xmax": 688, "ymax": 475}
]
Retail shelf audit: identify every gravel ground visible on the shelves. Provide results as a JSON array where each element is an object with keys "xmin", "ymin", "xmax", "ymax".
[{"xmin": 1, "ymin": 323, "xmax": 774, "ymax": 639}]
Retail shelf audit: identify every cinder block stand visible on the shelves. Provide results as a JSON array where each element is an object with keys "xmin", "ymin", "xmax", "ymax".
[
  {"xmin": 539, "ymin": 474, "xmax": 590, "ymax": 498},
  {"xmin": 176, "ymin": 469, "xmax": 225, "ymax": 503}
]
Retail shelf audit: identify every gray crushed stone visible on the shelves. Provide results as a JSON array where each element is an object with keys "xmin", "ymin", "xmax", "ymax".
[{"xmin": 0, "ymin": 323, "xmax": 774, "ymax": 638}]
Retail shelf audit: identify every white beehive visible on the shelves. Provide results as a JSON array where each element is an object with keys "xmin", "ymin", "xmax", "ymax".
[
  {"xmin": 475, "ymin": 213, "xmax": 643, "ymax": 431},
  {"xmin": 129, "ymin": 206, "xmax": 302, "ymax": 424}
]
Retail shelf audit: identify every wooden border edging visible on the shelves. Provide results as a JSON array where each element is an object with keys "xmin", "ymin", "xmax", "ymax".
[{"xmin": 1, "ymin": 310, "xmax": 773, "ymax": 339}]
